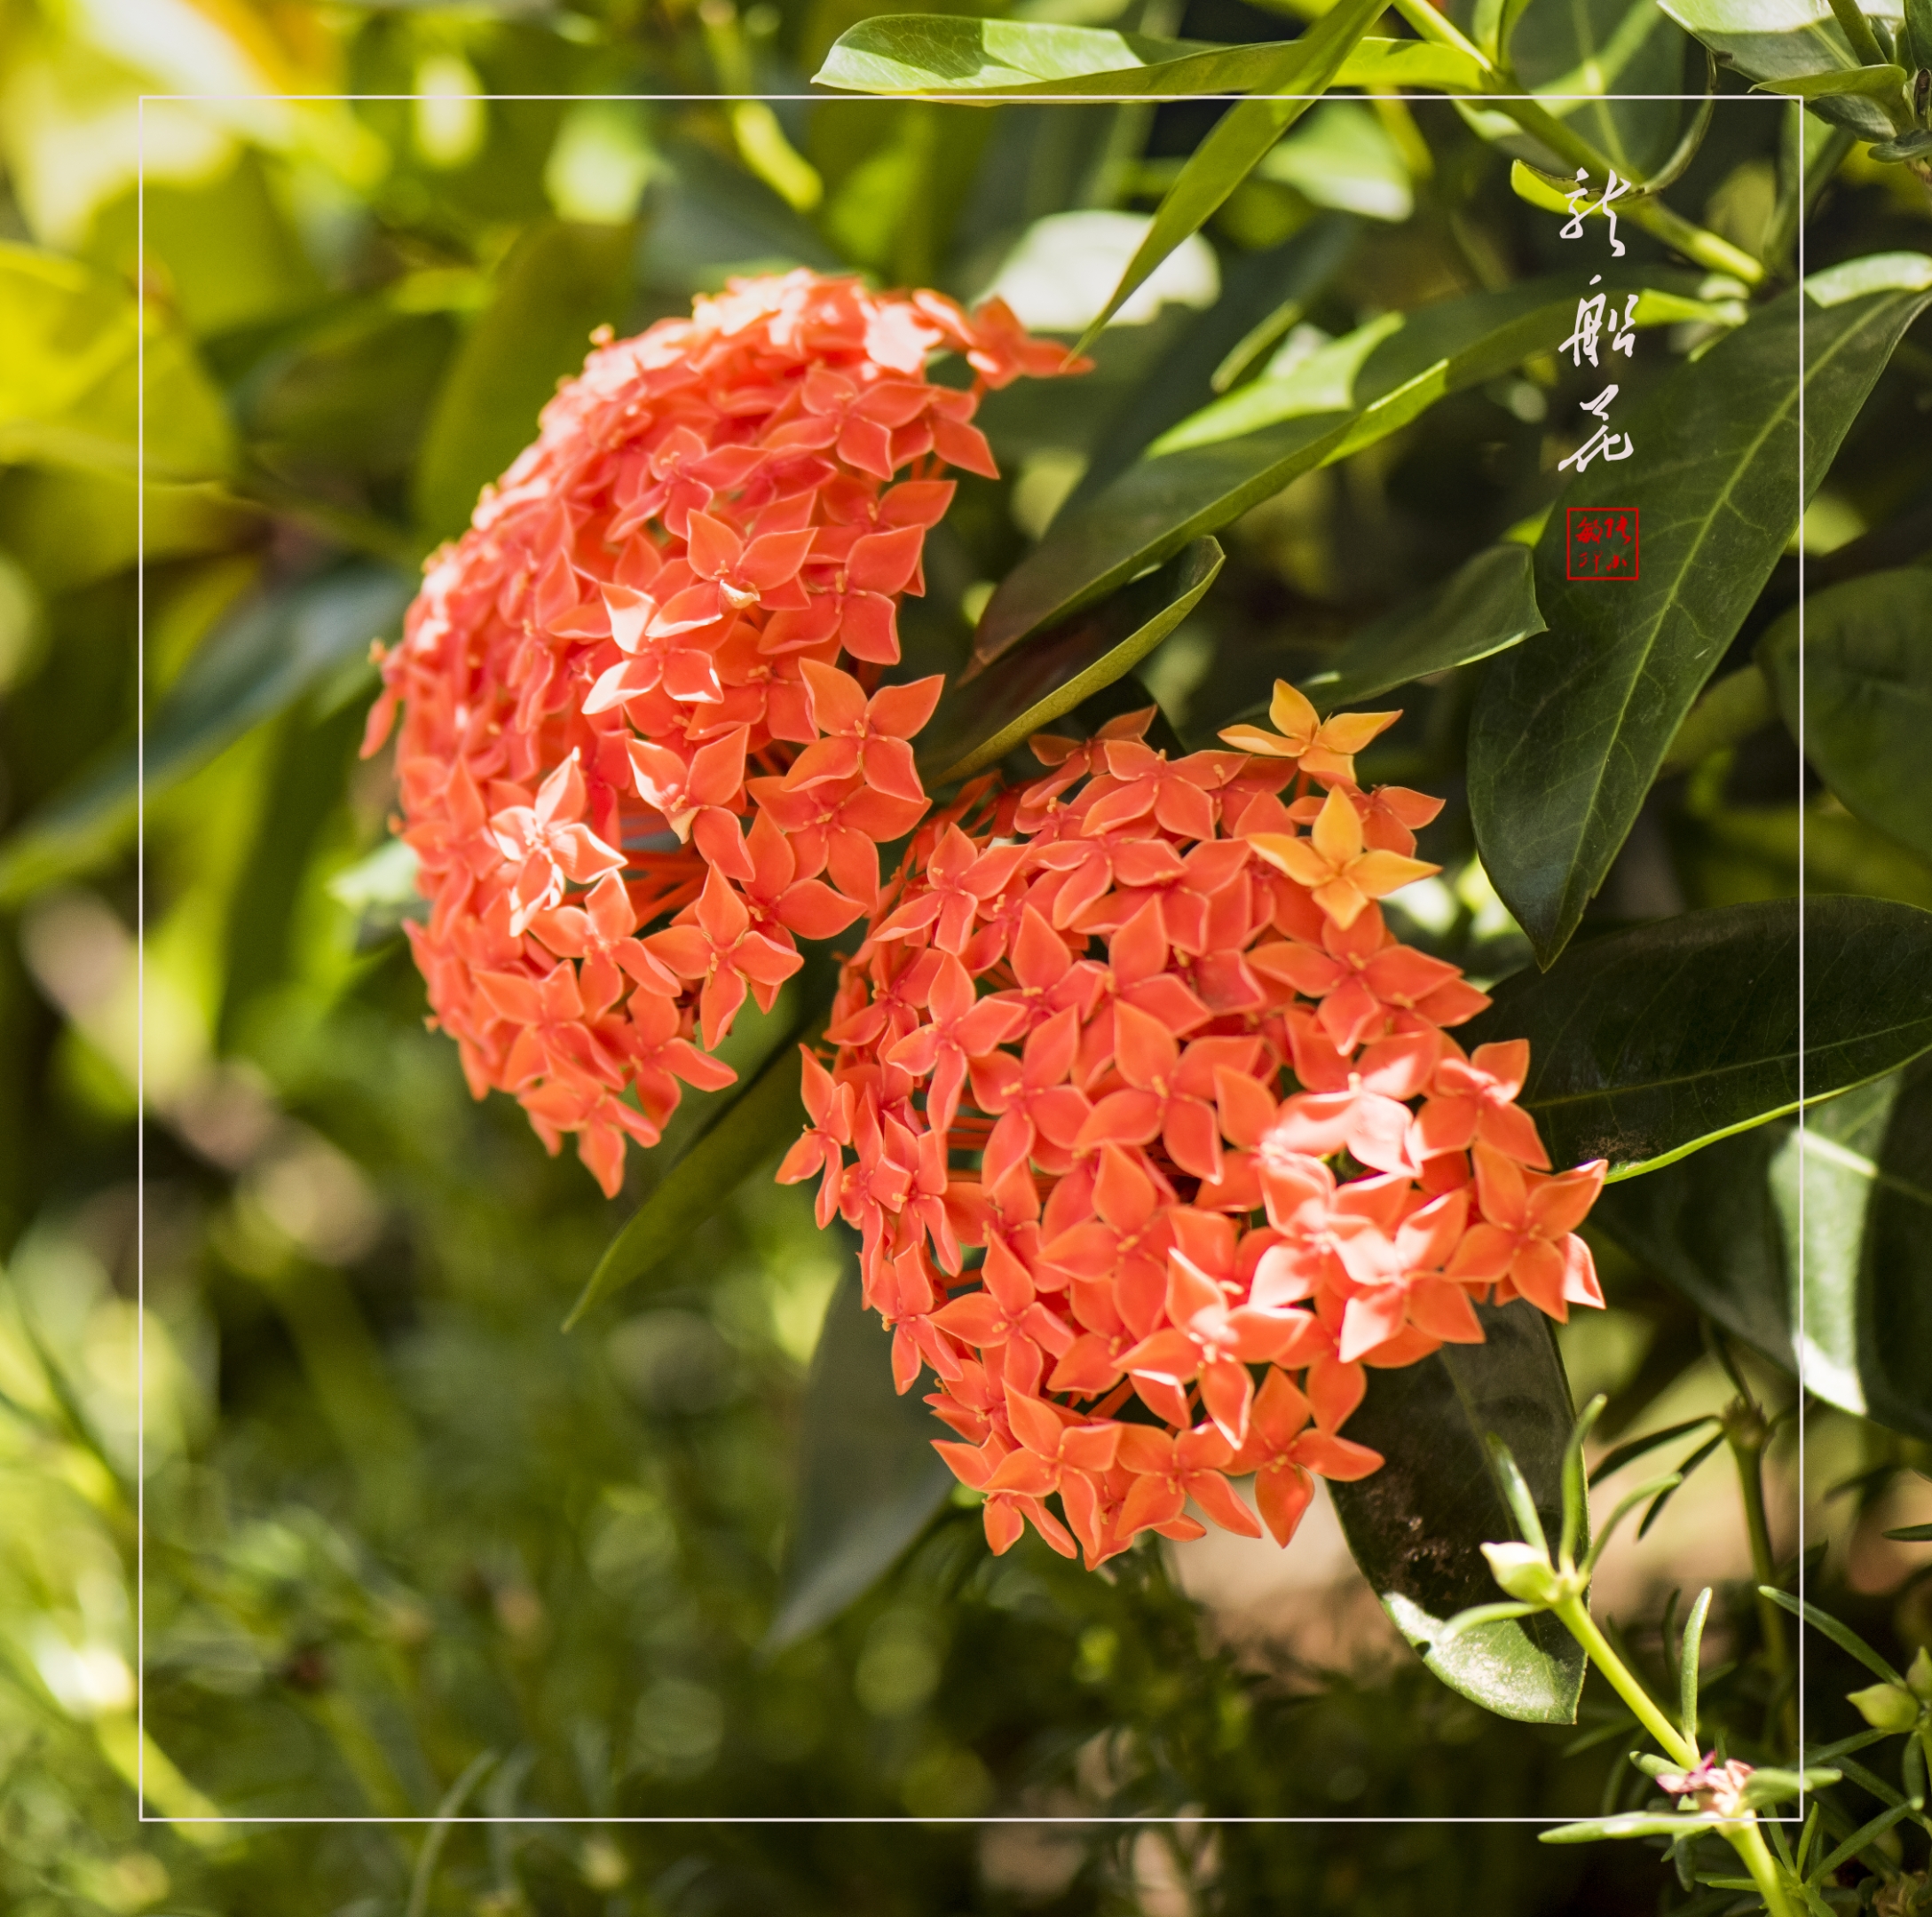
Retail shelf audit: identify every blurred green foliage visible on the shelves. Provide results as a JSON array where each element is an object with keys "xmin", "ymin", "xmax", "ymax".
[{"xmin": 1, "ymin": 0, "xmax": 1930, "ymax": 1911}]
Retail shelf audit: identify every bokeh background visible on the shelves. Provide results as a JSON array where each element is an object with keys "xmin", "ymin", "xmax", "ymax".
[{"xmin": 2, "ymin": 1, "xmax": 1930, "ymax": 1912}]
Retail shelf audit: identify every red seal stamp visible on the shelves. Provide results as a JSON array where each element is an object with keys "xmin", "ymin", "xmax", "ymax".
[{"xmin": 1565, "ymin": 507, "xmax": 1638, "ymax": 581}]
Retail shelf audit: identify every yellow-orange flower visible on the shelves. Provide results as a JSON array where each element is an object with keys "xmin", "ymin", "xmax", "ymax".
[
  {"xmin": 1247, "ymin": 787, "xmax": 1439, "ymax": 928},
  {"xmin": 1218, "ymin": 679, "xmax": 1399, "ymax": 787}
]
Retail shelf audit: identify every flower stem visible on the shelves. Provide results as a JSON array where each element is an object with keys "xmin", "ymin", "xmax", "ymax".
[
  {"xmin": 1553, "ymin": 1595, "xmax": 1699, "ymax": 1769},
  {"xmin": 1727, "ymin": 1816, "xmax": 1799, "ymax": 1917}
]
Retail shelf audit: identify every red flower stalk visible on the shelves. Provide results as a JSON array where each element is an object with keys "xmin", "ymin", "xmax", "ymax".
[
  {"xmin": 780, "ymin": 686, "xmax": 1607, "ymax": 1567},
  {"xmin": 366, "ymin": 272, "xmax": 1076, "ymax": 1194}
]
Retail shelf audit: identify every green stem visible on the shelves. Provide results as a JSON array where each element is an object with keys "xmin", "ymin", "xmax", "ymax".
[
  {"xmin": 1486, "ymin": 97, "xmax": 1768, "ymax": 286},
  {"xmin": 1728, "ymin": 1817, "xmax": 1799, "ymax": 1917},
  {"xmin": 1554, "ymin": 1595, "xmax": 1700, "ymax": 1769},
  {"xmin": 1731, "ymin": 1433, "xmax": 1790, "ymax": 1686}
]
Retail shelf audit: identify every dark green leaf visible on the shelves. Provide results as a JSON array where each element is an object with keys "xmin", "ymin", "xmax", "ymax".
[
  {"xmin": 1761, "ymin": 1586, "xmax": 1904, "ymax": 1686},
  {"xmin": 763, "ymin": 1254, "xmax": 956, "ymax": 1651},
  {"xmin": 974, "ymin": 269, "xmax": 1703, "ymax": 671},
  {"xmin": 1470, "ymin": 256, "xmax": 1932, "ymax": 966},
  {"xmin": 1758, "ymin": 567, "xmax": 1932, "ymax": 861},
  {"xmin": 1329, "ymin": 1299, "xmax": 1588, "ymax": 1724},
  {"xmin": 639, "ymin": 138, "xmax": 844, "ymax": 293},
  {"xmin": 1463, "ymin": 896, "xmax": 1932, "ymax": 1177},
  {"xmin": 0, "ymin": 562, "xmax": 412, "ymax": 906},
  {"xmin": 1077, "ymin": 0, "xmax": 1386, "ymax": 348},
  {"xmin": 919, "ymin": 539, "xmax": 1222, "ymax": 784},
  {"xmin": 413, "ymin": 220, "xmax": 635, "ymax": 540},
  {"xmin": 1809, "ymin": 1802, "xmax": 1918, "ymax": 1885},
  {"xmin": 1634, "ymin": 1435, "xmax": 1721, "ymax": 1536},
  {"xmin": 1301, "ymin": 543, "xmax": 1545, "ymax": 707},
  {"xmin": 813, "ymin": 16, "xmax": 1311, "ymax": 97},
  {"xmin": 1591, "ymin": 1055, "xmax": 1932, "ymax": 1440},
  {"xmin": 564, "ymin": 1025, "xmax": 817, "ymax": 1330},
  {"xmin": 1589, "ymin": 1415, "xmax": 1720, "ymax": 1486},
  {"xmin": 1885, "ymin": 1523, "xmax": 1932, "ymax": 1541}
]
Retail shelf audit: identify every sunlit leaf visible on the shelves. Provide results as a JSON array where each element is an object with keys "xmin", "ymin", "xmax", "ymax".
[
  {"xmin": 1470, "ymin": 256, "xmax": 1932, "ymax": 966},
  {"xmin": 1330, "ymin": 1300, "xmax": 1588, "ymax": 1724},
  {"xmin": 1758, "ymin": 566, "xmax": 1932, "ymax": 861},
  {"xmin": 1659, "ymin": 0, "xmax": 1900, "ymax": 138},
  {"xmin": 763, "ymin": 1257, "xmax": 957, "ymax": 1651},
  {"xmin": 1463, "ymin": 896, "xmax": 1932, "ymax": 1178},
  {"xmin": 919, "ymin": 539, "xmax": 1223, "ymax": 784}
]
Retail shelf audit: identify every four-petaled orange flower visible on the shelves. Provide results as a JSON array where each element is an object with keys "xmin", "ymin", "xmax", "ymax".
[
  {"xmin": 1249, "ymin": 787, "xmax": 1440, "ymax": 929},
  {"xmin": 1218, "ymin": 680, "xmax": 1399, "ymax": 786}
]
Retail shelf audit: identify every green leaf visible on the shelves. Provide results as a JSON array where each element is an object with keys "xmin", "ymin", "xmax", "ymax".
[
  {"xmin": 0, "ymin": 562, "xmax": 412, "ymax": 906},
  {"xmin": 1061, "ymin": 215, "xmax": 1358, "ymax": 515},
  {"xmin": 1541, "ymin": 1812, "xmax": 1714, "ymax": 1842},
  {"xmin": 1301, "ymin": 544, "xmax": 1545, "ymax": 708},
  {"xmin": 1470, "ymin": 258, "xmax": 1932, "ymax": 966},
  {"xmin": 1329, "ymin": 1299, "xmax": 1588, "ymax": 1724},
  {"xmin": 1679, "ymin": 1586, "xmax": 1713, "ymax": 1741},
  {"xmin": 1754, "ymin": 60, "xmax": 1909, "ymax": 98},
  {"xmin": 0, "ymin": 241, "xmax": 233, "ymax": 483},
  {"xmin": 1257, "ymin": 99, "xmax": 1415, "ymax": 224},
  {"xmin": 1808, "ymin": 1802, "xmax": 1920, "ymax": 1886},
  {"xmin": 1463, "ymin": 897, "xmax": 1932, "ymax": 1178},
  {"xmin": 919, "ymin": 539, "xmax": 1222, "ymax": 785},
  {"xmin": 1660, "ymin": 0, "xmax": 1898, "ymax": 140},
  {"xmin": 1590, "ymin": 1056, "xmax": 1932, "ymax": 1440},
  {"xmin": 412, "ymin": 220, "xmax": 635, "ymax": 541},
  {"xmin": 763, "ymin": 1255, "xmax": 956, "ymax": 1651},
  {"xmin": 1077, "ymin": 0, "xmax": 1387, "ymax": 349},
  {"xmin": 1332, "ymin": 36, "xmax": 1493, "ymax": 90},
  {"xmin": 1761, "ymin": 1586, "xmax": 1904, "ymax": 1686},
  {"xmin": 974, "ymin": 269, "xmax": 1698, "ymax": 672},
  {"xmin": 638, "ymin": 137, "xmax": 845, "ymax": 294},
  {"xmin": 1588, "ymin": 1415, "xmax": 1719, "ymax": 1486},
  {"xmin": 1887, "ymin": 1522, "xmax": 1932, "ymax": 1542},
  {"xmin": 564, "ymin": 1028, "xmax": 816, "ymax": 1331},
  {"xmin": 1758, "ymin": 568, "xmax": 1932, "ymax": 862},
  {"xmin": 813, "ymin": 16, "xmax": 1313, "ymax": 97}
]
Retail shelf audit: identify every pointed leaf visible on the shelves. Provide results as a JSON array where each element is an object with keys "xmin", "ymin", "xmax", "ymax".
[
  {"xmin": 0, "ymin": 563, "xmax": 412, "ymax": 905},
  {"xmin": 1590, "ymin": 1056, "xmax": 1932, "ymax": 1440},
  {"xmin": 414, "ymin": 220, "xmax": 635, "ymax": 540},
  {"xmin": 920, "ymin": 540, "xmax": 1222, "ymax": 784},
  {"xmin": 1761, "ymin": 1586, "xmax": 1904, "ymax": 1686},
  {"xmin": 1470, "ymin": 256, "xmax": 1932, "ymax": 966},
  {"xmin": 1329, "ymin": 1299, "xmax": 1588, "ymax": 1723},
  {"xmin": 974, "ymin": 269, "xmax": 1703, "ymax": 670},
  {"xmin": 1300, "ymin": 543, "xmax": 1545, "ymax": 707},
  {"xmin": 564, "ymin": 1016, "xmax": 822, "ymax": 1330},
  {"xmin": 1461, "ymin": 896, "xmax": 1932, "ymax": 1177},
  {"xmin": 1332, "ymin": 36, "xmax": 1493, "ymax": 89},
  {"xmin": 1541, "ymin": 1812, "xmax": 1714, "ymax": 1842},
  {"xmin": 1078, "ymin": 0, "xmax": 1386, "ymax": 347},
  {"xmin": 1754, "ymin": 60, "xmax": 1909, "ymax": 99},
  {"xmin": 814, "ymin": 16, "xmax": 1320, "ymax": 97},
  {"xmin": 1758, "ymin": 566, "xmax": 1932, "ymax": 861},
  {"xmin": 763, "ymin": 1255, "xmax": 956, "ymax": 1650},
  {"xmin": 1660, "ymin": 0, "xmax": 1898, "ymax": 138},
  {"xmin": 1589, "ymin": 1415, "xmax": 1720, "ymax": 1486},
  {"xmin": 1679, "ymin": 1585, "xmax": 1714, "ymax": 1741}
]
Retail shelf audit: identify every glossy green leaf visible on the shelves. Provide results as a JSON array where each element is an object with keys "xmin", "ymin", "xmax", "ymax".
[
  {"xmin": 413, "ymin": 220, "xmax": 635, "ymax": 540},
  {"xmin": 1078, "ymin": 0, "xmax": 1387, "ymax": 348},
  {"xmin": 1299, "ymin": 543, "xmax": 1544, "ymax": 708},
  {"xmin": 1754, "ymin": 59, "xmax": 1909, "ymax": 97},
  {"xmin": 564, "ymin": 1026, "xmax": 816, "ymax": 1331},
  {"xmin": 1470, "ymin": 256, "xmax": 1932, "ymax": 966},
  {"xmin": 763, "ymin": 1256, "xmax": 956, "ymax": 1651},
  {"xmin": 1329, "ymin": 1300, "xmax": 1588, "ymax": 1724},
  {"xmin": 1660, "ymin": 0, "xmax": 1900, "ymax": 138},
  {"xmin": 1758, "ymin": 567, "xmax": 1932, "ymax": 861},
  {"xmin": 1463, "ymin": 896, "xmax": 1932, "ymax": 1178},
  {"xmin": 814, "ymin": 17, "xmax": 1309, "ymax": 97},
  {"xmin": 919, "ymin": 538, "xmax": 1223, "ymax": 784},
  {"xmin": 974, "ymin": 269, "xmax": 1699, "ymax": 671},
  {"xmin": 0, "ymin": 563, "xmax": 412, "ymax": 905}
]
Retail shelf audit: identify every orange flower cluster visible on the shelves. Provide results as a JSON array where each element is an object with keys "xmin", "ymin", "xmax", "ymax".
[
  {"xmin": 365, "ymin": 272, "xmax": 1074, "ymax": 1194},
  {"xmin": 780, "ymin": 684, "xmax": 1606, "ymax": 1565}
]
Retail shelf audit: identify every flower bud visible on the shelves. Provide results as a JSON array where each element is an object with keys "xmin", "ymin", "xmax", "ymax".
[
  {"xmin": 1849, "ymin": 1676, "xmax": 1924, "ymax": 1734},
  {"xmin": 1481, "ymin": 1540, "xmax": 1564, "ymax": 1605}
]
